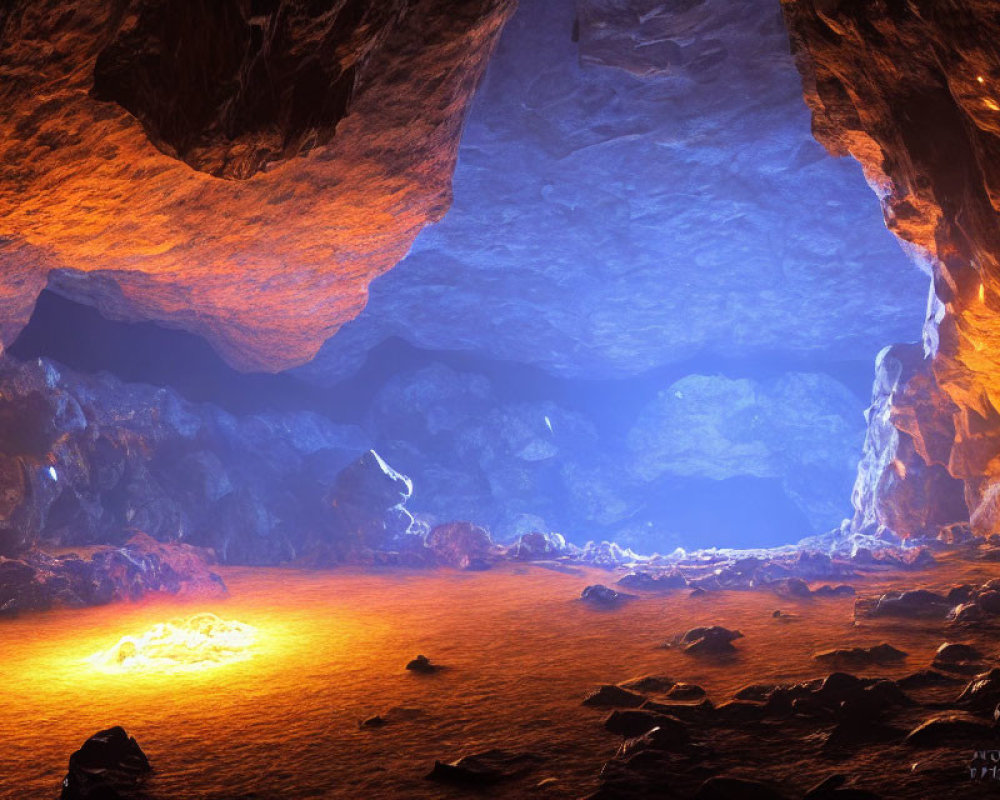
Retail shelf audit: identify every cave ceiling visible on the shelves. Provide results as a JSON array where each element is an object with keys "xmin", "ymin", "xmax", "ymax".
[{"xmin": 0, "ymin": 0, "xmax": 513, "ymax": 372}]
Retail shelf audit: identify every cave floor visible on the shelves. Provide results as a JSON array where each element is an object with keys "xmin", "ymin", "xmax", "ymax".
[{"xmin": 3, "ymin": 554, "xmax": 1000, "ymax": 799}]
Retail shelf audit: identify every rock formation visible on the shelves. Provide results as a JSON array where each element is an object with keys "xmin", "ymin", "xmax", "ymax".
[
  {"xmin": 0, "ymin": 0, "xmax": 514, "ymax": 371},
  {"xmin": 780, "ymin": 0, "xmax": 1000, "ymax": 537},
  {"xmin": 0, "ymin": 355, "xmax": 417, "ymax": 564}
]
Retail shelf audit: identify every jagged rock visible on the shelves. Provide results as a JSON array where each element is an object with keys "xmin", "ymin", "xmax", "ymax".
[
  {"xmin": 426, "ymin": 749, "xmax": 539, "ymax": 786},
  {"xmin": 61, "ymin": 726, "xmax": 151, "ymax": 800},
  {"xmin": 814, "ymin": 644, "xmax": 907, "ymax": 667},
  {"xmin": 583, "ymin": 685, "xmax": 646, "ymax": 709},
  {"xmin": 405, "ymin": 655, "xmax": 440, "ymax": 674},
  {"xmin": 770, "ymin": 578, "xmax": 812, "ymax": 599},
  {"xmin": 905, "ymin": 714, "xmax": 998, "ymax": 747},
  {"xmin": 680, "ymin": 626, "xmax": 743, "ymax": 655},
  {"xmin": 424, "ymin": 522, "xmax": 496, "ymax": 570},
  {"xmin": 581, "ymin": 584, "xmax": 635, "ymax": 608},
  {"xmin": 320, "ymin": 450, "xmax": 414, "ymax": 556}
]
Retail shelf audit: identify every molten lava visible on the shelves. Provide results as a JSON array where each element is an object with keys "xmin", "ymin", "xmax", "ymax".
[{"xmin": 91, "ymin": 613, "xmax": 257, "ymax": 673}]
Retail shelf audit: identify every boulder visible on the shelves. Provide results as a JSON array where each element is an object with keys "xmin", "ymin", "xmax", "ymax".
[
  {"xmin": 581, "ymin": 585, "xmax": 635, "ymax": 608},
  {"xmin": 426, "ymin": 749, "xmax": 539, "ymax": 786},
  {"xmin": 680, "ymin": 626, "xmax": 743, "ymax": 655},
  {"xmin": 61, "ymin": 726, "xmax": 150, "ymax": 800},
  {"xmin": 905, "ymin": 714, "xmax": 998, "ymax": 747},
  {"xmin": 425, "ymin": 522, "xmax": 496, "ymax": 570},
  {"xmin": 405, "ymin": 655, "xmax": 440, "ymax": 674},
  {"xmin": 813, "ymin": 644, "xmax": 907, "ymax": 667},
  {"xmin": 583, "ymin": 685, "xmax": 646, "ymax": 709}
]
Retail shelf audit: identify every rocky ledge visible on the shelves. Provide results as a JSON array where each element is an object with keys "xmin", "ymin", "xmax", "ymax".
[{"xmin": 0, "ymin": 532, "xmax": 225, "ymax": 617}]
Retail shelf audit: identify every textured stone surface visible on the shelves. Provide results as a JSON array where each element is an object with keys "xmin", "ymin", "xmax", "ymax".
[
  {"xmin": 367, "ymin": 363, "xmax": 863, "ymax": 547},
  {"xmin": 626, "ymin": 372, "xmax": 864, "ymax": 531},
  {"xmin": 849, "ymin": 343, "xmax": 967, "ymax": 537},
  {"xmin": 299, "ymin": 0, "xmax": 925, "ymax": 383},
  {"xmin": 1, "ymin": 533, "xmax": 226, "ymax": 616},
  {"xmin": 780, "ymin": 0, "xmax": 1000, "ymax": 536},
  {"xmin": 0, "ymin": 0, "xmax": 513, "ymax": 371},
  {"xmin": 0, "ymin": 355, "xmax": 428, "ymax": 565}
]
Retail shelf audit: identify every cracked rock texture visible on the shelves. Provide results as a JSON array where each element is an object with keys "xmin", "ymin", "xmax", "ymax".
[
  {"xmin": 781, "ymin": 0, "xmax": 1000, "ymax": 536},
  {"xmin": 0, "ymin": 0, "xmax": 513, "ymax": 371}
]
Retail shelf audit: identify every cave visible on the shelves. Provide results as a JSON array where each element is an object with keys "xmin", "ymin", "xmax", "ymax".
[{"xmin": 2, "ymin": 0, "xmax": 1000, "ymax": 798}]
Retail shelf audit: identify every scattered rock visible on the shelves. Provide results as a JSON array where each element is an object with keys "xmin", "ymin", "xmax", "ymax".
[
  {"xmin": 905, "ymin": 713, "xmax": 997, "ymax": 747},
  {"xmin": 617, "ymin": 571, "xmax": 687, "ymax": 592},
  {"xmin": 507, "ymin": 531, "xmax": 568, "ymax": 561},
  {"xmin": 957, "ymin": 668, "xmax": 1000, "ymax": 713},
  {"xmin": 583, "ymin": 685, "xmax": 646, "ymax": 709},
  {"xmin": 814, "ymin": 643, "xmax": 906, "ymax": 666},
  {"xmin": 855, "ymin": 589, "xmax": 952, "ymax": 620},
  {"xmin": 898, "ymin": 670, "xmax": 963, "ymax": 690},
  {"xmin": 604, "ymin": 710, "xmax": 686, "ymax": 740},
  {"xmin": 680, "ymin": 626, "xmax": 743, "ymax": 655},
  {"xmin": 667, "ymin": 683, "xmax": 706, "ymax": 701},
  {"xmin": 426, "ymin": 749, "xmax": 539, "ymax": 786},
  {"xmin": 61, "ymin": 726, "xmax": 151, "ymax": 800},
  {"xmin": 812, "ymin": 584, "xmax": 856, "ymax": 598},
  {"xmin": 581, "ymin": 584, "xmax": 635, "ymax": 608},
  {"xmin": 425, "ymin": 522, "xmax": 497, "ymax": 570},
  {"xmin": 619, "ymin": 675, "xmax": 675, "ymax": 694},
  {"xmin": 405, "ymin": 655, "xmax": 439, "ymax": 674}
]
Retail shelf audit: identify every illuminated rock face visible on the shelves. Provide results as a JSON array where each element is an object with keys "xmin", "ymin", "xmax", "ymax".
[
  {"xmin": 0, "ymin": 0, "xmax": 513, "ymax": 371},
  {"xmin": 780, "ymin": 0, "xmax": 1000, "ymax": 535}
]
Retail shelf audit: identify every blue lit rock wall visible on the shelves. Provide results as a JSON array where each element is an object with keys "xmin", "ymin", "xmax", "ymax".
[
  {"xmin": 286, "ymin": 0, "xmax": 930, "ymax": 548},
  {"xmin": 298, "ymin": 0, "xmax": 926, "ymax": 383}
]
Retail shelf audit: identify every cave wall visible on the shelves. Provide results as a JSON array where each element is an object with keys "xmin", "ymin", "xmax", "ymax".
[
  {"xmin": 0, "ymin": 0, "xmax": 514, "ymax": 372},
  {"xmin": 297, "ymin": 0, "xmax": 926, "ymax": 384},
  {"xmin": 780, "ymin": 0, "xmax": 1000, "ymax": 536}
]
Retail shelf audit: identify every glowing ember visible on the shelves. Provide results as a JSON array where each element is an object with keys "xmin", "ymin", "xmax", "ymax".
[{"xmin": 91, "ymin": 613, "xmax": 257, "ymax": 672}]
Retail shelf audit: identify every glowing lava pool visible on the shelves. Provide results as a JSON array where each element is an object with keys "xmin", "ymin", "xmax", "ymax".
[
  {"xmin": 90, "ymin": 613, "xmax": 258, "ymax": 673},
  {"xmin": 1, "ymin": 560, "xmax": 996, "ymax": 799}
]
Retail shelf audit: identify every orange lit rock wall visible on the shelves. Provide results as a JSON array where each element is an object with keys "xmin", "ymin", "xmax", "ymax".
[
  {"xmin": 0, "ymin": 0, "xmax": 514, "ymax": 372},
  {"xmin": 780, "ymin": 0, "xmax": 1000, "ymax": 536}
]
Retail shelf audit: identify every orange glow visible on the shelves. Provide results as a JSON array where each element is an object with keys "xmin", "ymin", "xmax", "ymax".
[
  {"xmin": 984, "ymin": 98, "xmax": 1000, "ymax": 111},
  {"xmin": 980, "ymin": 282, "xmax": 986, "ymax": 303},
  {"xmin": 90, "ymin": 613, "xmax": 257, "ymax": 673}
]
